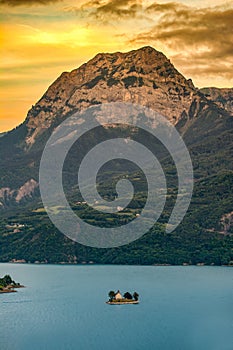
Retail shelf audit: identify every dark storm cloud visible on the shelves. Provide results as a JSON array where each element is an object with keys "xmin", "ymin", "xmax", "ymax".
[{"xmin": 0, "ymin": 0, "xmax": 62, "ymax": 6}]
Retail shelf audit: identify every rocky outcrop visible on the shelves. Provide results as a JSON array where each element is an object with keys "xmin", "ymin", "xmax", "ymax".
[
  {"xmin": 220, "ymin": 211, "xmax": 233, "ymax": 234},
  {"xmin": 0, "ymin": 179, "xmax": 38, "ymax": 208},
  {"xmin": 200, "ymin": 87, "xmax": 233, "ymax": 115},
  {"xmin": 15, "ymin": 179, "xmax": 38, "ymax": 202},
  {"xmin": 0, "ymin": 188, "xmax": 15, "ymax": 207}
]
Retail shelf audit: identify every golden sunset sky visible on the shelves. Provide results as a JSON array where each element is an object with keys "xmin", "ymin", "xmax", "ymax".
[{"xmin": 1, "ymin": 0, "xmax": 233, "ymax": 132}]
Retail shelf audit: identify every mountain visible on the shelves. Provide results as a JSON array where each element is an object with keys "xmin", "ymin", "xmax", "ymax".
[
  {"xmin": 1, "ymin": 46, "xmax": 216, "ymax": 152},
  {"xmin": 24, "ymin": 46, "xmax": 199, "ymax": 148},
  {"xmin": 0, "ymin": 46, "xmax": 232, "ymax": 265},
  {"xmin": 0, "ymin": 47, "xmax": 229, "ymax": 186}
]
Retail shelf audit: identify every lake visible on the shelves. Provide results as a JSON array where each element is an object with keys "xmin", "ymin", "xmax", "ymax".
[{"xmin": 0, "ymin": 264, "xmax": 232, "ymax": 350}]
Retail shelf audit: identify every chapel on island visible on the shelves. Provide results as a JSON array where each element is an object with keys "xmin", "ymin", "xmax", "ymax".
[{"xmin": 106, "ymin": 290, "xmax": 139, "ymax": 305}]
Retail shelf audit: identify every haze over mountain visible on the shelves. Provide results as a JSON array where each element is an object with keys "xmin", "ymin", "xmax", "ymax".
[{"xmin": 0, "ymin": 46, "xmax": 232, "ymax": 265}]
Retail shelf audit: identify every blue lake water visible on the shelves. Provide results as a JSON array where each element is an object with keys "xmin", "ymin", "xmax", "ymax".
[{"xmin": 0, "ymin": 264, "xmax": 232, "ymax": 350}]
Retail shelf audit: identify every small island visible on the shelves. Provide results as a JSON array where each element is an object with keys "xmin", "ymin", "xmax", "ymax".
[
  {"xmin": 106, "ymin": 290, "xmax": 139, "ymax": 305},
  {"xmin": 0, "ymin": 274, "xmax": 24, "ymax": 293}
]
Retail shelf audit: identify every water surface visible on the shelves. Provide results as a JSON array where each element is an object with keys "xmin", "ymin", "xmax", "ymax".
[{"xmin": 0, "ymin": 264, "xmax": 232, "ymax": 350}]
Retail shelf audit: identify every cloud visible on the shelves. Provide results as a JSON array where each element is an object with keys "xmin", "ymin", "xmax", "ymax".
[
  {"xmin": 67, "ymin": 0, "xmax": 143, "ymax": 20},
  {"xmin": 147, "ymin": 2, "xmax": 182, "ymax": 12},
  {"xmin": 93, "ymin": 0, "xmax": 142, "ymax": 18},
  {"xmin": 129, "ymin": 3, "xmax": 233, "ymax": 82},
  {"xmin": 132, "ymin": 3, "xmax": 233, "ymax": 58},
  {"xmin": 0, "ymin": 0, "xmax": 62, "ymax": 6}
]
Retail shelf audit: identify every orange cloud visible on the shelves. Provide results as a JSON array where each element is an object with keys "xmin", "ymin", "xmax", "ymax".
[
  {"xmin": 129, "ymin": 3, "xmax": 233, "ymax": 86},
  {"xmin": 66, "ymin": 0, "xmax": 143, "ymax": 21},
  {"xmin": 0, "ymin": 0, "xmax": 62, "ymax": 6}
]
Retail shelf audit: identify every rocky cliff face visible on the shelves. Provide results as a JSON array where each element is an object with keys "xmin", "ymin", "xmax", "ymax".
[
  {"xmin": 220, "ymin": 211, "xmax": 233, "ymax": 234},
  {"xmin": 0, "ymin": 179, "xmax": 38, "ymax": 208},
  {"xmin": 200, "ymin": 87, "xmax": 233, "ymax": 115},
  {"xmin": 25, "ymin": 46, "xmax": 209, "ymax": 147}
]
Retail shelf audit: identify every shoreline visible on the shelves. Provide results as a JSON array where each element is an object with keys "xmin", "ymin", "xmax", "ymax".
[
  {"xmin": 0, "ymin": 284, "xmax": 25, "ymax": 294},
  {"xmin": 0, "ymin": 289, "xmax": 17, "ymax": 294},
  {"xmin": 0, "ymin": 262, "xmax": 232, "ymax": 267},
  {"xmin": 106, "ymin": 300, "xmax": 139, "ymax": 305}
]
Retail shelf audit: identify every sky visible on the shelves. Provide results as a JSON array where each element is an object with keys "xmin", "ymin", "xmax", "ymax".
[{"xmin": 0, "ymin": 0, "xmax": 233, "ymax": 132}]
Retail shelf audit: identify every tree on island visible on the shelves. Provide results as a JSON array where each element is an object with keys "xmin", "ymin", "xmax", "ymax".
[
  {"xmin": 0, "ymin": 274, "xmax": 15, "ymax": 287},
  {"xmin": 108, "ymin": 290, "xmax": 115, "ymax": 301},
  {"xmin": 124, "ymin": 292, "xmax": 133, "ymax": 300},
  {"xmin": 0, "ymin": 275, "xmax": 23, "ymax": 294},
  {"xmin": 133, "ymin": 292, "xmax": 139, "ymax": 301}
]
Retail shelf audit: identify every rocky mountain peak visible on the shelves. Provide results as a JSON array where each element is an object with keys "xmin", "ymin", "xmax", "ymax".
[
  {"xmin": 24, "ymin": 46, "xmax": 204, "ymax": 146},
  {"xmin": 90, "ymin": 46, "xmax": 167, "ymax": 68}
]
